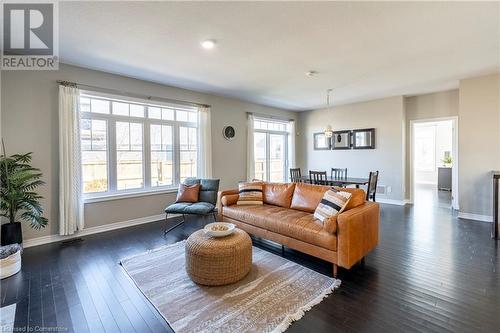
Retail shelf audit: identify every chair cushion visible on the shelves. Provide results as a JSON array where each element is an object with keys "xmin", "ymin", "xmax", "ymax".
[
  {"xmin": 176, "ymin": 183, "xmax": 200, "ymax": 203},
  {"xmin": 184, "ymin": 202, "xmax": 216, "ymax": 215},
  {"xmin": 223, "ymin": 204, "xmax": 337, "ymax": 251},
  {"xmin": 183, "ymin": 178, "xmax": 220, "ymax": 205},
  {"xmin": 263, "ymin": 182, "xmax": 296, "ymax": 208},
  {"xmin": 199, "ymin": 179, "xmax": 220, "ymax": 205},
  {"xmin": 165, "ymin": 202, "xmax": 215, "ymax": 215},
  {"xmin": 165, "ymin": 202, "xmax": 193, "ymax": 214}
]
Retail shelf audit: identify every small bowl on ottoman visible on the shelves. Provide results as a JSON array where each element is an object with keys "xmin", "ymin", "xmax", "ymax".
[{"xmin": 204, "ymin": 222, "xmax": 235, "ymax": 238}]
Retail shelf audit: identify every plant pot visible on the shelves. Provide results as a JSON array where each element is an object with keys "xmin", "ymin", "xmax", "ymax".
[{"xmin": 1, "ymin": 222, "xmax": 23, "ymax": 246}]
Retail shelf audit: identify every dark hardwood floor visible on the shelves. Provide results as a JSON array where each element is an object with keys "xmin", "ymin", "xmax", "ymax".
[{"xmin": 1, "ymin": 203, "xmax": 499, "ymax": 333}]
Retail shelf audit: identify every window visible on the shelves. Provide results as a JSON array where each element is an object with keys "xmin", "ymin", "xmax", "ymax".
[
  {"xmin": 253, "ymin": 118, "xmax": 290, "ymax": 182},
  {"xmin": 79, "ymin": 92, "xmax": 198, "ymax": 197}
]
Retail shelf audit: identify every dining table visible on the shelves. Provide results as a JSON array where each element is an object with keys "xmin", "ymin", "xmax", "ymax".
[{"xmin": 298, "ymin": 176, "xmax": 369, "ymax": 188}]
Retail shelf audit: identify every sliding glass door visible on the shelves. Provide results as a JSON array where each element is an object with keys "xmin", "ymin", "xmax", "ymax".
[
  {"xmin": 269, "ymin": 134, "xmax": 286, "ymax": 182},
  {"xmin": 254, "ymin": 131, "xmax": 288, "ymax": 182}
]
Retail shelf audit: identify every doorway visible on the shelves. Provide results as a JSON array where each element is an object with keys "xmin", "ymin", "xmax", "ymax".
[
  {"xmin": 411, "ymin": 117, "xmax": 458, "ymax": 210},
  {"xmin": 253, "ymin": 118, "xmax": 289, "ymax": 183}
]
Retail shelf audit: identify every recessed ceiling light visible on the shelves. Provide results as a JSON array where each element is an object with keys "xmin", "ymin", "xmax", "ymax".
[
  {"xmin": 201, "ymin": 39, "xmax": 216, "ymax": 49},
  {"xmin": 306, "ymin": 70, "xmax": 319, "ymax": 77}
]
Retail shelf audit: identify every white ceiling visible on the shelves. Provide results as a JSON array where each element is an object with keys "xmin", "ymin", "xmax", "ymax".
[{"xmin": 59, "ymin": 1, "xmax": 500, "ymax": 111}]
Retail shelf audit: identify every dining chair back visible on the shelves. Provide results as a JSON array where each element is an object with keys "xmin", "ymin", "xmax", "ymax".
[
  {"xmin": 290, "ymin": 168, "xmax": 302, "ymax": 183},
  {"xmin": 366, "ymin": 171, "xmax": 379, "ymax": 201},
  {"xmin": 309, "ymin": 170, "xmax": 328, "ymax": 185},
  {"xmin": 331, "ymin": 168, "xmax": 347, "ymax": 179}
]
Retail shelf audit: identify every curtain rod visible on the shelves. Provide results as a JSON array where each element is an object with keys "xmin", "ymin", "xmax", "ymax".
[
  {"xmin": 57, "ymin": 80, "xmax": 210, "ymax": 108},
  {"xmin": 248, "ymin": 112, "xmax": 294, "ymax": 122}
]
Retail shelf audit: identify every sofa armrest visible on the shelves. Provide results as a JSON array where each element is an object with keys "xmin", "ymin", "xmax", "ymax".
[
  {"xmin": 323, "ymin": 215, "xmax": 338, "ymax": 234},
  {"xmin": 216, "ymin": 189, "xmax": 239, "ymax": 217},
  {"xmin": 336, "ymin": 201, "xmax": 379, "ymax": 269}
]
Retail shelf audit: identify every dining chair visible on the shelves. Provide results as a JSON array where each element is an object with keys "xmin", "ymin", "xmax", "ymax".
[
  {"xmin": 290, "ymin": 168, "xmax": 302, "ymax": 183},
  {"xmin": 331, "ymin": 168, "xmax": 347, "ymax": 179},
  {"xmin": 309, "ymin": 171, "xmax": 328, "ymax": 185},
  {"xmin": 366, "ymin": 171, "xmax": 379, "ymax": 202}
]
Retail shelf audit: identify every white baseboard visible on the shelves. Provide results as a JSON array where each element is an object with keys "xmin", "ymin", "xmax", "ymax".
[
  {"xmin": 457, "ymin": 212, "xmax": 493, "ymax": 223},
  {"xmin": 376, "ymin": 198, "xmax": 407, "ymax": 206},
  {"xmin": 23, "ymin": 213, "xmax": 179, "ymax": 248}
]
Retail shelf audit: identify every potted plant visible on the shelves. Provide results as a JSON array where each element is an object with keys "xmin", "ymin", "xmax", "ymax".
[
  {"xmin": 441, "ymin": 156, "xmax": 452, "ymax": 168},
  {"xmin": 1, "ymin": 143, "xmax": 48, "ymax": 246}
]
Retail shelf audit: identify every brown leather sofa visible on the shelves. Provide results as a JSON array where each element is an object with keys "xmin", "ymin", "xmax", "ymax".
[{"xmin": 217, "ymin": 182, "xmax": 379, "ymax": 277}]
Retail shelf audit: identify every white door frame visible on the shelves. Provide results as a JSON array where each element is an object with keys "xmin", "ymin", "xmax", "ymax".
[{"xmin": 409, "ymin": 116, "xmax": 459, "ymax": 210}]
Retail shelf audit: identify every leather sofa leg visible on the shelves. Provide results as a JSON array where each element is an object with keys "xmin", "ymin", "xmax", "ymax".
[{"xmin": 333, "ymin": 264, "xmax": 338, "ymax": 278}]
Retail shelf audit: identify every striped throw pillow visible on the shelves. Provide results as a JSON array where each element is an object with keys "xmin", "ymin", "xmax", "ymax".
[
  {"xmin": 314, "ymin": 188, "xmax": 352, "ymax": 222},
  {"xmin": 237, "ymin": 182, "xmax": 263, "ymax": 205}
]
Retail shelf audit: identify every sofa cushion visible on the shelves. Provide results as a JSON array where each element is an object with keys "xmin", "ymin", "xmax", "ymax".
[
  {"xmin": 223, "ymin": 204, "xmax": 337, "ymax": 251},
  {"xmin": 340, "ymin": 187, "xmax": 366, "ymax": 211},
  {"xmin": 263, "ymin": 182, "xmax": 296, "ymax": 208},
  {"xmin": 290, "ymin": 182, "xmax": 329, "ymax": 213},
  {"xmin": 290, "ymin": 182, "xmax": 366, "ymax": 213}
]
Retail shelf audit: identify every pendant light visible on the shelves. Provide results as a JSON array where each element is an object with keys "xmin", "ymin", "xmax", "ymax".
[{"xmin": 324, "ymin": 89, "xmax": 334, "ymax": 138}]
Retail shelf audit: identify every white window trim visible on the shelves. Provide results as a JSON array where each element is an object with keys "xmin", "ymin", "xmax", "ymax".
[
  {"xmin": 84, "ymin": 187, "xmax": 178, "ymax": 204},
  {"xmin": 80, "ymin": 90, "xmax": 198, "ymax": 200}
]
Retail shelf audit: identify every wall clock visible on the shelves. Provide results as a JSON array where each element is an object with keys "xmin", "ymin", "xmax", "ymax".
[{"xmin": 223, "ymin": 126, "xmax": 236, "ymax": 140}]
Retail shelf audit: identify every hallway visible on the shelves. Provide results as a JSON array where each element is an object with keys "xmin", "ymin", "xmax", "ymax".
[{"xmin": 414, "ymin": 183, "xmax": 452, "ymax": 209}]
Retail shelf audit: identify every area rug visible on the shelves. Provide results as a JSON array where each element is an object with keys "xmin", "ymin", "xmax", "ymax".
[
  {"xmin": 121, "ymin": 240, "xmax": 340, "ymax": 333},
  {"xmin": 0, "ymin": 303, "xmax": 16, "ymax": 333}
]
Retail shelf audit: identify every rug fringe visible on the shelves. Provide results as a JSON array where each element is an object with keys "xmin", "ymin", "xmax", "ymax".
[{"xmin": 270, "ymin": 278, "xmax": 341, "ymax": 333}]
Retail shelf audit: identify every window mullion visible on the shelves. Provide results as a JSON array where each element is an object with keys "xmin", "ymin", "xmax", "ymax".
[
  {"xmin": 108, "ymin": 119, "xmax": 117, "ymax": 192},
  {"xmin": 284, "ymin": 133, "xmax": 288, "ymax": 182},
  {"xmin": 174, "ymin": 124, "xmax": 180, "ymax": 185},
  {"xmin": 144, "ymin": 122, "xmax": 151, "ymax": 189},
  {"xmin": 266, "ymin": 132, "xmax": 271, "ymax": 182}
]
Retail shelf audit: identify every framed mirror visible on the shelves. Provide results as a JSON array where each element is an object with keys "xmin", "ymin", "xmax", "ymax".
[
  {"xmin": 313, "ymin": 132, "xmax": 331, "ymax": 150},
  {"xmin": 332, "ymin": 130, "xmax": 351, "ymax": 150},
  {"xmin": 353, "ymin": 128, "xmax": 375, "ymax": 149}
]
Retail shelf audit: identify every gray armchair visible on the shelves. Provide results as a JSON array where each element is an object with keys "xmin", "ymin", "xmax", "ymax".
[{"xmin": 164, "ymin": 178, "xmax": 220, "ymax": 233}]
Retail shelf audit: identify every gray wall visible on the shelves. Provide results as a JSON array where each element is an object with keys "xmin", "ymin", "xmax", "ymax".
[
  {"xmin": 1, "ymin": 64, "xmax": 297, "ymax": 240},
  {"xmin": 297, "ymin": 96, "xmax": 406, "ymax": 202},
  {"xmin": 458, "ymin": 74, "xmax": 500, "ymax": 217}
]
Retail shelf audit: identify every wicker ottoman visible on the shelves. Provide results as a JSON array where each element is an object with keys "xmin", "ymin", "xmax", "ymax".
[{"xmin": 185, "ymin": 228, "xmax": 252, "ymax": 286}]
